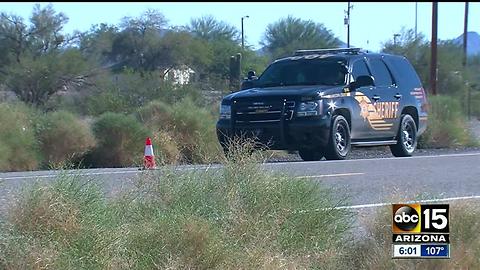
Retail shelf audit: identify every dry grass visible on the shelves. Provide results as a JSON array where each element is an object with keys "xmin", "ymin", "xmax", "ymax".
[{"xmin": 0, "ymin": 141, "xmax": 352, "ymax": 269}]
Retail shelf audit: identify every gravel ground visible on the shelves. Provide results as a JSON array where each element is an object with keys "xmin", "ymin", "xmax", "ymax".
[
  {"xmin": 267, "ymin": 119, "xmax": 480, "ymax": 162},
  {"xmin": 266, "ymin": 146, "xmax": 480, "ymax": 163}
]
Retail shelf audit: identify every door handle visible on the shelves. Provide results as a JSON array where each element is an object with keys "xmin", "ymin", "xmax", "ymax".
[
  {"xmin": 372, "ymin": 95, "xmax": 380, "ymax": 101},
  {"xmin": 394, "ymin": 93, "xmax": 402, "ymax": 99}
]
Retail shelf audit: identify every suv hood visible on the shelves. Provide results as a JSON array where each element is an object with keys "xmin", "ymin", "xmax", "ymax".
[{"xmin": 222, "ymin": 85, "xmax": 344, "ymax": 102}]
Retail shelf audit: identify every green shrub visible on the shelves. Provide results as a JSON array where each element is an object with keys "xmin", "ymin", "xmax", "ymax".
[
  {"xmin": 471, "ymin": 90, "xmax": 480, "ymax": 118},
  {"xmin": 137, "ymin": 98, "xmax": 221, "ymax": 164},
  {"xmin": 90, "ymin": 112, "xmax": 149, "ymax": 167},
  {"xmin": 84, "ymin": 70, "xmax": 207, "ymax": 116},
  {"xmin": 419, "ymin": 95, "xmax": 475, "ymax": 148},
  {"xmin": 0, "ymin": 103, "xmax": 40, "ymax": 171},
  {"xmin": 36, "ymin": 111, "xmax": 95, "ymax": 168},
  {"xmin": 170, "ymin": 98, "xmax": 221, "ymax": 163},
  {"xmin": 136, "ymin": 100, "xmax": 174, "ymax": 130},
  {"xmin": 0, "ymin": 143, "xmax": 353, "ymax": 269},
  {"xmin": 0, "ymin": 173, "xmax": 108, "ymax": 269},
  {"xmin": 85, "ymin": 88, "xmax": 130, "ymax": 116},
  {"xmin": 152, "ymin": 130, "xmax": 181, "ymax": 165}
]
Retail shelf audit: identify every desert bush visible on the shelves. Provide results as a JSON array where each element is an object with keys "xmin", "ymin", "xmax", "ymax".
[
  {"xmin": 151, "ymin": 130, "xmax": 181, "ymax": 165},
  {"xmin": 471, "ymin": 90, "xmax": 480, "ymax": 118},
  {"xmin": 89, "ymin": 112, "xmax": 149, "ymax": 167},
  {"xmin": 419, "ymin": 95, "xmax": 476, "ymax": 148},
  {"xmin": 0, "ymin": 142, "xmax": 353, "ymax": 269},
  {"xmin": 0, "ymin": 103, "xmax": 40, "ymax": 171},
  {"xmin": 0, "ymin": 173, "xmax": 109, "ymax": 269},
  {"xmin": 84, "ymin": 70, "xmax": 206, "ymax": 116},
  {"xmin": 137, "ymin": 98, "xmax": 221, "ymax": 164},
  {"xmin": 85, "ymin": 88, "xmax": 130, "ymax": 116},
  {"xmin": 169, "ymin": 97, "xmax": 221, "ymax": 163},
  {"xmin": 36, "ymin": 111, "xmax": 96, "ymax": 168}
]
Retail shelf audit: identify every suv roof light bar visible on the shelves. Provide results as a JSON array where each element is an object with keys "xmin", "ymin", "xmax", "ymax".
[{"xmin": 293, "ymin": 47, "xmax": 363, "ymax": 56}]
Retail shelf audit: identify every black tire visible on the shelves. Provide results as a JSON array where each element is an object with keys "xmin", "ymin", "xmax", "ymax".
[
  {"xmin": 298, "ymin": 148, "xmax": 324, "ymax": 161},
  {"xmin": 324, "ymin": 115, "xmax": 351, "ymax": 160},
  {"xmin": 390, "ymin": 114, "xmax": 417, "ymax": 157}
]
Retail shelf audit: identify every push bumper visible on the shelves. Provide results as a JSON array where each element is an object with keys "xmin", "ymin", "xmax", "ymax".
[{"xmin": 216, "ymin": 115, "xmax": 332, "ymax": 150}]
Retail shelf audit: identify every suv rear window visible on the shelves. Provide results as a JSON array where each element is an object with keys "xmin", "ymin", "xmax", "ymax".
[
  {"xmin": 256, "ymin": 59, "xmax": 347, "ymax": 88},
  {"xmin": 383, "ymin": 56, "xmax": 422, "ymax": 89}
]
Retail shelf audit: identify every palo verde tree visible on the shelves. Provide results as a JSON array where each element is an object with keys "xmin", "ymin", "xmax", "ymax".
[
  {"xmin": 261, "ymin": 16, "xmax": 341, "ymax": 60},
  {"xmin": 0, "ymin": 4, "xmax": 92, "ymax": 106}
]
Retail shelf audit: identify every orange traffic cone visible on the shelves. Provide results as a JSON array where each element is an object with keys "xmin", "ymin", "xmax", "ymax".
[{"xmin": 143, "ymin": 137, "xmax": 156, "ymax": 169}]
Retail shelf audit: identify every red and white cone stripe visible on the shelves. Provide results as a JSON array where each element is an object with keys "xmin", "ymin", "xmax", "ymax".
[{"xmin": 144, "ymin": 137, "xmax": 156, "ymax": 169}]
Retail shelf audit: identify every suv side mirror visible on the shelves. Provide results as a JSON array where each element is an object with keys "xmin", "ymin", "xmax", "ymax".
[
  {"xmin": 350, "ymin": 75, "xmax": 374, "ymax": 90},
  {"xmin": 247, "ymin": 70, "xmax": 257, "ymax": 80}
]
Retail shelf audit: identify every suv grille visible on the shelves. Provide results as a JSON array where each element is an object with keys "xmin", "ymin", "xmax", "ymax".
[{"xmin": 234, "ymin": 100, "xmax": 295, "ymax": 123}]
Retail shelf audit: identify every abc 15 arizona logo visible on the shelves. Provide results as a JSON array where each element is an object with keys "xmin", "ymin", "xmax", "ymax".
[{"xmin": 392, "ymin": 204, "xmax": 449, "ymax": 233}]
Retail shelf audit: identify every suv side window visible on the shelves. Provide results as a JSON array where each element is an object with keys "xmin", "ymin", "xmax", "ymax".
[
  {"xmin": 383, "ymin": 56, "xmax": 422, "ymax": 89},
  {"xmin": 368, "ymin": 58, "xmax": 394, "ymax": 87},
  {"xmin": 351, "ymin": 59, "xmax": 371, "ymax": 79}
]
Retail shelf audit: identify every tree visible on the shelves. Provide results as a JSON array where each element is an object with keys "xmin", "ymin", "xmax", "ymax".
[
  {"xmin": 78, "ymin": 23, "xmax": 118, "ymax": 64},
  {"xmin": 0, "ymin": 3, "xmax": 75, "ymax": 81},
  {"xmin": 110, "ymin": 9, "xmax": 168, "ymax": 73},
  {"xmin": 187, "ymin": 15, "xmax": 239, "ymax": 42},
  {"xmin": 382, "ymin": 28, "xmax": 468, "ymax": 96},
  {"xmin": 261, "ymin": 16, "xmax": 341, "ymax": 59},
  {"xmin": 28, "ymin": 4, "xmax": 69, "ymax": 54},
  {"xmin": 5, "ymin": 50, "xmax": 92, "ymax": 106},
  {"xmin": 0, "ymin": 5, "xmax": 96, "ymax": 106}
]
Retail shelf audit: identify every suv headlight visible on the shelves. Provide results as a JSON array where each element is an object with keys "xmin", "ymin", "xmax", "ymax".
[
  {"xmin": 297, "ymin": 100, "xmax": 322, "ymax": 117},
  {"xmin": 220, "ymin": 104, "xmax": 231, "ymax": 119}
]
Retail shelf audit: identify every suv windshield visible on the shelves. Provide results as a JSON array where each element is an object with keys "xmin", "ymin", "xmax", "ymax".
[{"xmin": 256, "ymin": 59, "xmax": 347, "ymax": 88}]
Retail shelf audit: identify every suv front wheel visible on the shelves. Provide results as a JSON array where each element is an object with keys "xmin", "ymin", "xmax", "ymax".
[
  {"xmin": 390, "ymin": 114, "xmax": 417, "ymax": 157},
  {"xmin": 324, "ymin": 115, "xmax": 351, "ymax": 160}
]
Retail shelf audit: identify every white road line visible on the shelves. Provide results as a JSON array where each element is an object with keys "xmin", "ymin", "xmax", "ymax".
[
  {"xmin": 268, "ymin": 152, "xmax": 480, "ymax": 166},
  {"xmin": 1, "ymin": 152, "xmax": 479, "ymax": 181},
  {"xmin": 330, "ymin": 195, "xmax": 480, "ymax": 210},
  {"xmin": 295, "ymin": 172, "xmax": 364, "ymax": 179},
  {"xmin": 0, "ymin": 170, "xmax": 141, "ymax": 180}
]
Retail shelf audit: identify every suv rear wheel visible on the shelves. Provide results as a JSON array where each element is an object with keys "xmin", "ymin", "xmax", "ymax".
[
  {"xmin": 298, "ymin": 148, "xmax": 324, "ymax": 161},
  {"xmin": 324, "ymin": 115, "xmax": 351, "ymax": 160},
  {"xmin": 390, "ymin": 114, "xmax": 417, "ymax": 157}
]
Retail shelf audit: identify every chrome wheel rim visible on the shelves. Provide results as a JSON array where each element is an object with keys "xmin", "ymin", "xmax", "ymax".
[
  {"xmin": 402, "ymin": 121, "xmax": 415, "ymax": 152},
  {"xmin": 335, "ymin": 124, "xmax": 347, "ymax": 153}
]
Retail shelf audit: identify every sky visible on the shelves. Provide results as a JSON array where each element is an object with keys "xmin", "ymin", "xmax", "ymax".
[{"xmin": 1, "ymin": 2, "xmax": 479, "ymax": 52}]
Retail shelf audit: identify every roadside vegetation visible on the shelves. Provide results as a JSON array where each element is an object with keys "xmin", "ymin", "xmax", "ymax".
[
  {"xmin": 1, "ymin": 143, "xmax": 480, "ymax": 269},
  {"xmin": 0, "ymin": 5, "xmax": 479, "ymax": 171},
  {"xmin": 0, "ymin": 142, "xmax": 353, "ymax": 269}
]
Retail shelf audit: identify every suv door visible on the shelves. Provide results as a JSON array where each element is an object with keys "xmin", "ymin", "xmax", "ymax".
[
  {"xmin": 349, "ymin": 58, "xmax": 376, "ymax": 139},
  {"xmin": 364, "ymin": 56, "xmax": 399, "ymax": 138}
]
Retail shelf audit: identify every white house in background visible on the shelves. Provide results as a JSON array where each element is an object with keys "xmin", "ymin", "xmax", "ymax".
[{"xmin": 162, "ymin": 65, "xmax": 196, "ymax": 85}]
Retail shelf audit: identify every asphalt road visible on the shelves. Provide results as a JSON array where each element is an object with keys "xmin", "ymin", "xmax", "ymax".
[{"xmin": 1, "ymin": 152, "xmax": 480, "ymax": 218}]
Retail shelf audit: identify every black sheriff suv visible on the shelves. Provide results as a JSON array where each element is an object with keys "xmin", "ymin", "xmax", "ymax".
[{"xmin": 216, "ymin": 48, "xmax": 428, "ymax": 161}]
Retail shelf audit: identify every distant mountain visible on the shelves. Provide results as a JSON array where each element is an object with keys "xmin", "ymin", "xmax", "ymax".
[{"xmin": 454, "ymin": 31, "xmax": 480, "ymax": 56}]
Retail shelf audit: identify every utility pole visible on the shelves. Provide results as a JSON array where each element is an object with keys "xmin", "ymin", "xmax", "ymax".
[
  {"xmin": 464, "ymin": 2, "xmax": 470, "ymax": 119},
  {"xmin": 344, "ymin": 2, "xmax": 353, "ymax": 48},
  {"xmin": 430, "ymin": 2, "xmax": 438, "ymax": 96},
  {"xmin": 415, "ymin": 2, "xmax": 418, "ymax": 39},
  {"xmin": 463, "ymin": 2, "xmax": 469, "ymax": 67},
  {"xmin": 241, "ymin": 15, "xmax": 249, "ymax": 51}
]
